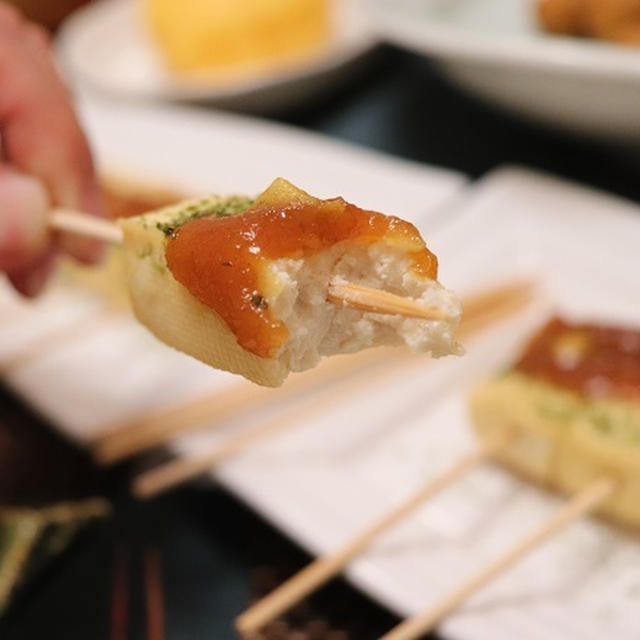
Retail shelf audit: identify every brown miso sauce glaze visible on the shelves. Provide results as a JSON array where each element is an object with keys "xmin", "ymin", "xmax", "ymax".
[
  {"xmin": 165, "ymin": 198, "xmax": 438, "ymax": 358},
  {"xmin": 515, "ymin": 317, "xmax": 640, "ymax": 402}
]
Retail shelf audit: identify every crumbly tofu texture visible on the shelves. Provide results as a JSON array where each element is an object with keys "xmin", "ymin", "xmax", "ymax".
[
  {"xmin": 472, "ymin": 372, "xmax": 640, "ymax": 529},
  {"xmin": 120, "ymin": 182, "xmax": 461, "ymax": 387},
  {"xmin": 270, "ymin": 246, "xmax": 461, "ymax": 373}
]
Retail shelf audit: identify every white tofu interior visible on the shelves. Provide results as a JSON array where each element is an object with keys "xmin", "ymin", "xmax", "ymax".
[{"xmin": 269, "ymin": 242, "xmax": 462, "ymax": 372}]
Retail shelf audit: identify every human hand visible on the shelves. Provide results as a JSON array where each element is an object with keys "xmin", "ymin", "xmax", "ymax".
[{"xmin": 0, "ymin": 2, "xmax": 104, "ymax": 296}]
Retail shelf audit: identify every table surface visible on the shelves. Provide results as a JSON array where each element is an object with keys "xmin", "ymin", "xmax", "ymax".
[{"xmin": 2, "ymin": 46, "xmax": 639, "ymax": 640}]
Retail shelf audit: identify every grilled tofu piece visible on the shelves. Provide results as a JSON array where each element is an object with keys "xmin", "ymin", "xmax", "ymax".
[{"xmin": 120, "ymin": 178, "xmax": 461, "ymax": 386}]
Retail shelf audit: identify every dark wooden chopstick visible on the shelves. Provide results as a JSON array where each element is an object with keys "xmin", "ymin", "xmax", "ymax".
[
  {"xmin": 144, "ymin": 547, "xmax": 166, "ymax": 640},
  {"xmin": 111, "ymin": 545, "xmax": 166, "ymax": 640},
  {"xmin": 111, "ymin": 546, "xmax": 129, "ymax": 640}
]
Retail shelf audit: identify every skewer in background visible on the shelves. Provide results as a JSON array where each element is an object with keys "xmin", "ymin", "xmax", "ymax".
[
  {"xmin": 96, "ymin": 280, "xmax": 535, "ymax": 466},
  {"xmin": 235, "ymin": 442, "xmax": 501, "ymax": 635},
  {"xmin": 131, "ymin": 281, "xmax": 535, "ymax": 498},
  {"xmin": 381, "ymin": 476, "xmax": 617, "ymax": 640}
]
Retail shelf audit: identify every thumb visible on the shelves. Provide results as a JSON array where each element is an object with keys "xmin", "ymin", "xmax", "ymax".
[{"xmin": 0, "ymin": 165, "xmax": 50, "ymax": 273}]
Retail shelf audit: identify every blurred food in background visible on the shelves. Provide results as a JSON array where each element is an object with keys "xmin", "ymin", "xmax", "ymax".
[
  {"xmin": 144, "ymin": 0, "xmax": 331, "ymax": 77},
  {"xmin": 538, "ymin": 0, "xmax": 640, "ymax": 45}
]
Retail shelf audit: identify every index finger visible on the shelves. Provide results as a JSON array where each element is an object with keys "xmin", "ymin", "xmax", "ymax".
[{"xmin": 0, "ymin": 11, "xmax": 105, "ymax": 264}]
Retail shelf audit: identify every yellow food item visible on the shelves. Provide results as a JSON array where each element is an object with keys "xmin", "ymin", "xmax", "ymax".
[{"xmin": 144, "ymin": 0, "xmax": 331, "ymax": 75}]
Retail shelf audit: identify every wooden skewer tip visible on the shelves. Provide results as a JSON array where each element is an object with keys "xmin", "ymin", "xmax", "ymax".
[{"xmin": 327, "ymin": 281, "xmax": 450, "ymax": 322}]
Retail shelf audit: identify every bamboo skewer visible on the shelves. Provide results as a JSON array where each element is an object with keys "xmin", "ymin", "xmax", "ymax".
[
  {"xmin": 133, "ymin": 404, "xmax": 314, "ymax": 499},
  {"xmin": 50, "ymin": 208, "xmax": 124, "ymax": 244},
  {"xmin": 234, "ymin": 443, "xmax": 500, "ymax": 636},
  {"xmin": 95, "ymin": 280, "xmax": 535, "ymax": 465},
  {"xmin": 380, "ymin": 476, "xmax": 617, "ymax": 640},
  {"xmin": 93, "ymin": 347, "xmax": 399, "ymax": 464},
  {"xmin": 327, "ymin": 282, "xmax": 449, "ymax": 321},
  {"xmin": 133, "ymin": 347, "xmax": 411, "ymax": 498}
]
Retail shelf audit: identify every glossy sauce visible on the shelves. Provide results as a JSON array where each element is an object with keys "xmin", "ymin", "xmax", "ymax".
[
  {"xmin": 165, "ymin": 198, "xmax": 438, "ymax": 358},
  {"xmin": 516, "ymin": 317, "xmax": 640, "ymax": 402}
]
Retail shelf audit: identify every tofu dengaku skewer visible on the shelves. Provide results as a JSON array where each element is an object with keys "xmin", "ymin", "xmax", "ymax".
[
  {"xmin": 472, "ymin": 316, "xmax": 640, "ymax": 528},
  {"xmin": 51, "ymin": 178, "xmax": 462, "ymax": 386}
]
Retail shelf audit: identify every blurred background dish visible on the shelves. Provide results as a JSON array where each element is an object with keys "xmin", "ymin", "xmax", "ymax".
[
  {"xmin": 56, "ymin": 0, "xmax": 378, "ymax": 111},
  {"xmin": 364, "ymin": 0, "xmax": 640, "ymax": 142},
  {"xmin": 538, "ymin": 0, "xmax": 640, "ymax": 45}
]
